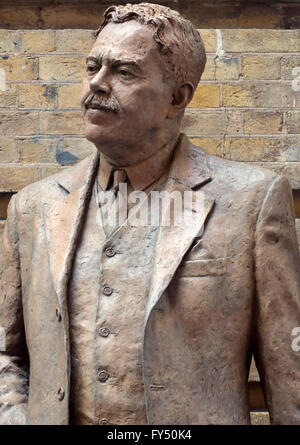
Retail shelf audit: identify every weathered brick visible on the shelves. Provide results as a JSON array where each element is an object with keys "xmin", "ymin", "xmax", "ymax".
[
  {"xmin": 182, "ymin": 110, "xmax": 226, "ymax": 136},
  {"xmin": 198, "ymin": 30, "xmax": 216, "ymax": 53},
  {"xmin": 283, "ymin": 163, "xmax": 300, "ymax": 189},
  {"xmin": 18, "ymin": 30, "xmax": 55, "ymax": 53},
  {"xmin": 237, "ymin": 136, "xmax": 300, "ymax": 163},
  {"xmin": 243, "ymin": 111, "xmax": 283, "ymax": 135},
  {"xmin": 0, "ymin": 6, "xmax": 39, "ymax": 29},
  {"xmin": 39, "ymin": 56, "xmax": 85, "ymax": 82},
  {"xmin": 18, "ymin": 138, "xmax": 57, "ymax": 163},
  {"xmin": 0, "ymin": 111, "xmax": 36, "ymax": 137},
  {"xmin": 182, "ymin": 5, "xmax": 239, "ymax": 29},
  {"xmin": 222, "ymin": 30, "xmax": 300, "ymax": 53},
  {"xmin": 249, "ymin": 358, "xmax": 260, "ymax": 382},
  {"xmin": 239, "ymin": 5, "xmax": 280, "ymax": 29},
  {"xmin": 41, "ymin": 5, "xmax": 106, "ymax": 29},
  {"xmin": 58, "ymin": 84, "xmax": 82, "ymax": 109},
  {"xmin": 215, "ymin": 56, "xmax": 240, "ymax": 81},
  {"xmin": 190, "ymin": 138, "xmax": 222, "ymax": 157},
  {"xmin": 19, "ymin": 137, "xmax": 94, "ymax": 167},
  {"xmin": 222, "ymin": 83, "xmax": 297, "ymax": 108},
  {"xmin": 56, "ymin": 30, "xmax": 95, "ymax": 54},
  {"xmin": 201, "ymin": 56, "xmax": 215, "ymax": 81},
  {"xmin": 18, "ymin": 84, "xmax": 57, "ymax": 109},
  {"xmin": 285, "ymin": 137, "xmax": 300, "ymax": 162},
  {"xmin": 286, "ymin": 111, "xmax": 300, "ymax": 134},
  {"xmin": 0, "ymin": 138, "xmax": 18, "ymax": 162},
  {"xmin": 222, "ymin": 84, "xmax": 253, "ymax": 107},
  {"xmin": 19, "ymin": 84, "xmax": 57, "ymax": 108},
  {"xmin": 0, "ymin": 56, "xmax": 38, "ymax": 81},
  {"xmin": 0, "ymin": 165, "xmax": 40, "ymax": 192},
  {"xmin": 224, "ymin": 137, "xmax": 285, "ymax": 162},
  {"xmin": 242, "ymin": 56, "xmax": 281, "ymax": 80},
  {"xmin": 56, "ymin": 138, "xmax": 95, "ymax": 165},
  {"xmin": 39, "ymin": 111, "xmax": 84, "ymax": 135},
  {"xmin": 0, "ymin": 85, "xmax": 17, "ymax": 107},
  {"xmin": 225, "ymin": 110, "xmax": 243, "ymax": 136},
  {"xmin": 0, "ymin": 30, "xmax": 17, "ymax": 53},
  {"xmin": 188, "ymin": 84, "xmax": 220, "ymax": 108},
  {"xmin": 250, "ymin": 412, "xmax": 270, "ymax": 425},
  {"xmin": 40, "ymin": 166, "xmax": 66, "ymax": 179},
  {"xmin": 281, "ymin": 55, "xmax": 300, "ymax": 80}
]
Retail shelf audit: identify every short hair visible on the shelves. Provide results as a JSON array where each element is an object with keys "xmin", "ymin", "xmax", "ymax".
[{"xmin": 94, "ymin": 2, "xmax": 206, "ymax": 90}]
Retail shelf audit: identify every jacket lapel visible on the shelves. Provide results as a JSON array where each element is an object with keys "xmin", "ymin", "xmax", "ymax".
[
  {"xmin": 145, "ymin": 134, "xmax": 215, "ymax": 321},
  {"xmin": 43, "ymin": 151, "xmax": 99, "ymax": 312},
  {"xmin": 42, "ymin": 134, "xmax": 214, "ymax": 335}
]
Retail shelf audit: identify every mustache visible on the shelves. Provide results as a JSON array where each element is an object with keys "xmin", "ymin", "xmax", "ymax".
[{"xmin": 84, "ymin": 94, "xmax": 120, "ymax": 113}]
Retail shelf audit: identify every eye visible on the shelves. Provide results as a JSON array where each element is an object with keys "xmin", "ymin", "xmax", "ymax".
[
  {"xmin": 119, "ymin": 69, "xmax": 133, "ymax": 78},
  {"xmin": 86, "ymin": 65, "xmax": 98, "ymax": 74}
]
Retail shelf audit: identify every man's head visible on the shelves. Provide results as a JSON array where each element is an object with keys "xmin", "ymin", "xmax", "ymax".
[{"xmin": 81, "ymin": 3, "xmax": 206, "ymax": 166}]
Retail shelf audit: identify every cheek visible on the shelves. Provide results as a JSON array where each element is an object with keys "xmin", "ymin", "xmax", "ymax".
[
  {"xmin": 81, "ymin": 79, "xmax": 90, "ymax": 104},
  {"xmin": 118, "ymin": 84, "xmax": 170, "ymax": 117}
]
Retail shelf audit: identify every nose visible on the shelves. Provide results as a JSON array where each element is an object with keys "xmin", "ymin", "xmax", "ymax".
[{"xmin": 89, "ymin": 67, "xmax": 111, "ymax": 96}]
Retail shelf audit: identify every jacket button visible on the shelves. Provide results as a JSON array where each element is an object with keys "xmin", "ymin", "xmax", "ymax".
[
  {"xmin": 57, "ymin": 387, "xmax": 65, "ymax": 401},
  {"xmin": 97, "ymin": 369, "xmax": 109, "ymax": 382},
  {"xmin": 99, "ymin": 418, "xmax": 109, "ymax": 425},
  {"xmin": 103, "ymin": 286, "xmax": 113, "ymax": 296},
  {"xmin": 98, "ymin": 327, "xmax": 110, "ymax": 337},
  {"xmin": 56, "ymin": 308, "xmax": 62, "ymax": 322},
  {"xmin": 105, "ymin": 246, "xmax": 115, "ymax": 257}
]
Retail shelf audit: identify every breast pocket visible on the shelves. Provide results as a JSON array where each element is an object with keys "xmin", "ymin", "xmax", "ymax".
[{"xmin": 176, "ymin": 258, "xmax": 228, "ymax": 277}]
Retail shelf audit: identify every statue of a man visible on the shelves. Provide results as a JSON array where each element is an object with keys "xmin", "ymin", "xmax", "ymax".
[{"xmin": 0, "ymin": 3, "xmax": 300, "ymax": 425}]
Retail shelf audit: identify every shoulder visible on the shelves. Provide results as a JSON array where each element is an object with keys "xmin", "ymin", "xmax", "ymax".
[
  {"xmin": 14, "ymin": 153, "xmax": 98, "ymax": 214},
  {"xmin": 187, "ymin": 139, "xmax": 286, "ymax": 209},
  {"xmin": 191, "ymin": 142, "xmax": 279, "ymax": 194}
]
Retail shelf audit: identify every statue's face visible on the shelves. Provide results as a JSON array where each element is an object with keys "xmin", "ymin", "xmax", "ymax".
[{"xmin": 81, "ymin": 20, "xmax": 174, "ymax": 165}]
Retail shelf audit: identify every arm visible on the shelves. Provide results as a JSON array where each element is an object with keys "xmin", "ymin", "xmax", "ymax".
[
  {"xmin": 0, "ymin": 195, "xmax": 28, "ymax": 424},
  {"xmin": 253, "ymin": 175, "xmax": 300, "ymax": 424}
]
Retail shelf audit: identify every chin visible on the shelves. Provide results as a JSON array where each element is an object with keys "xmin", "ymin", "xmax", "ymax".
[{"xmin": 84, "ymin": 126, "xmax": 115, "ymax": 151}]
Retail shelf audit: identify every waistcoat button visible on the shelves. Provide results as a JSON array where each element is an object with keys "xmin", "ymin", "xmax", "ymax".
[
  {"xmin": 97, "ymin": 369, "xmax": 109, "ymax": 383},
  {"xmin": 57, "ymin": 387, "xmax": 65, "ymax": 401},
  {"xmin": 103, "ymin": 286, "xmax": 113, "ymax": 296},
  {"xmin": 99, "ymin": 418, "xmax": 109, "ymax": 425},
  {"xmin": 105, "ymin": 246, "xmax": 115, "ymax": 257},
  {"xmin": 56, "ymin": 308, "xmax": 62, "ymax": 322},
  {"xmin": 98, "ymin": 327, "xmax": 110, "ymax": 337}
]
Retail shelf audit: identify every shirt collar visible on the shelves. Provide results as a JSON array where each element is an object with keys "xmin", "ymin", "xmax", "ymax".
[{"xmin": 98, "ymin": 137, "xmax": 178, "ymax": 191}]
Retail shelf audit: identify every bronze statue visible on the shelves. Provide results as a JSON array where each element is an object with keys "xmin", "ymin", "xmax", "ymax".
[{"xmin": 0, "ymin": 3, "xmax": 300, "ymax": 425}]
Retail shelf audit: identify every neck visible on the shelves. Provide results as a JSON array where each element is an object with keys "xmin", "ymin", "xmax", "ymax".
[
  {"xmin": 98, "ymin": 133, "xmax": 180, "ymax": 190},
  {"xmin": 100, "ymin": 132, "xmax": 179, "ymax": 169}
]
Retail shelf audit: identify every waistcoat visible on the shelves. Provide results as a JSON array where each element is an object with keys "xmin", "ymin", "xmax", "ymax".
[{"xmin": 68, "ymin": 175, "xmax": 165, "ymax": 424}]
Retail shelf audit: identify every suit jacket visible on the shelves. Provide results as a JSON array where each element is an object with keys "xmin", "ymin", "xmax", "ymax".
[{"xmin": 0, "ymin": 133, "xmax": 300, "ymax": 425}]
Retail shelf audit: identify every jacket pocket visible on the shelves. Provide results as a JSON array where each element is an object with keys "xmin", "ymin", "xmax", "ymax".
[{"xmin": 176, "ymin": 258, "xmax": 228, "ymax": 277}]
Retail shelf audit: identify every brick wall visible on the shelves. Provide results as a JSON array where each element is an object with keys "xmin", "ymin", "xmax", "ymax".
[{"xmin": 0, "ymin": 0, "xmax": 300, "ymax": 425}]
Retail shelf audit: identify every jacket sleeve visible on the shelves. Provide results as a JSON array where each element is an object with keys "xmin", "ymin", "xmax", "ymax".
[
  {"xmin": 0, "ymin": 194, "xmax": 28, "ymax": 425},
  {"xmin": 253, "ymin": 175, "xmax": 300, "ymax": 424}
]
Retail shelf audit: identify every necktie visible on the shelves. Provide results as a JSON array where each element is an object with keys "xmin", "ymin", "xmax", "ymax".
[
  {"xmin": 99, "ymin": 169, "xmax": 128, "ymax": 237},
  {"xmin": 112, "ymin": 169, "xmax": 127, "ymax": 194}
]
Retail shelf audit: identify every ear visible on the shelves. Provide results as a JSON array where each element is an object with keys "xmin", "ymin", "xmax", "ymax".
[{"xmin": 167, "ymin": 82, "xmax": 195, "ymax": 119}]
